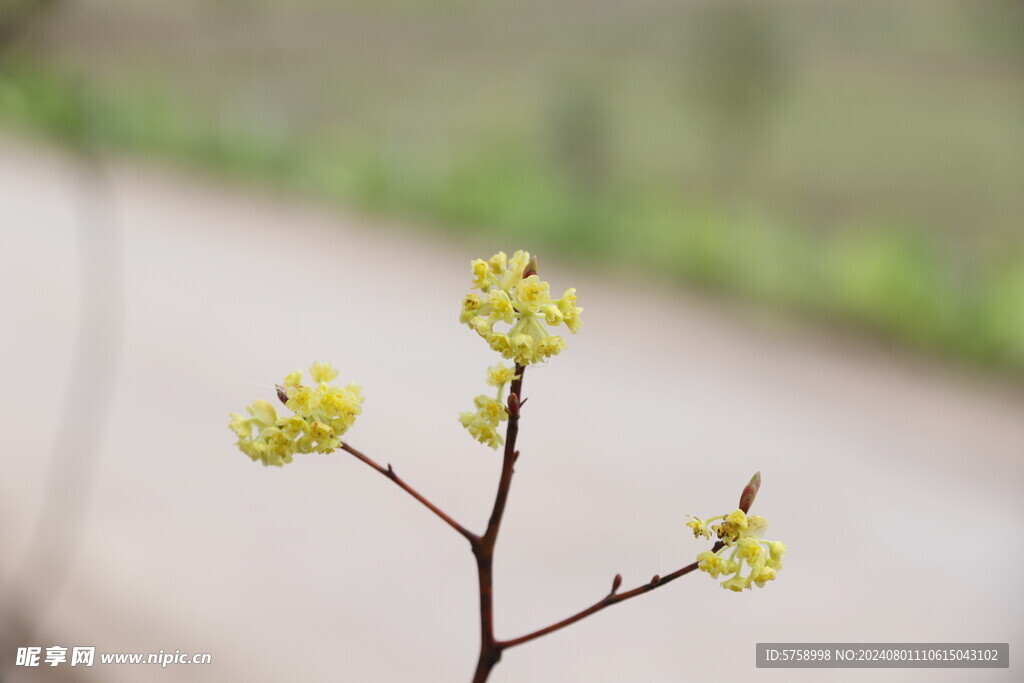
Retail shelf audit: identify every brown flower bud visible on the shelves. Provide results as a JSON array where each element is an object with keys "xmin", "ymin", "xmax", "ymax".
[
  {"xmin": 739, "ymin": 471, "xmax": 762, "ymax": 514},
  {"xmin": 507, "ymin": 392, "xmax": 520, "ymax": 417},
  {"xmin": 523, "ymin": 256, "xmax": 539, "ymax": 278}
]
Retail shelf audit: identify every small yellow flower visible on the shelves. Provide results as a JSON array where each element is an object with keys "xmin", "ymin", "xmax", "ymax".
[
  {"xmin": 712, "ymin": 521, "xmax": 739, "ymax": 545},
  {"xmin": 459, "ymin": 411, "xmax": 504, "ymax": 449},
  {"xmin": 485, "ymin": 363, "xmax": 517, "ymax": 387},
  {"xmin": 471, "ymin": 259, "xmax": 491, "ymax": 289},
  {"xmin": 459, "ymin": 364, "xmax": 518, "ymax": 450},
  {"xmin": 513, "ymin": 275, "xmax": 551, "ymax": 314},
  {"xmin": 285, "ymin": 385, "xmax": 315, "ymax": 413},
  {"xmin": 544, "ymin": 306, "xmax": 564, "ymax": 326},
  {"xmin": 460, "ymin": 294, "xmax": 485, "ymax": 324},
  {"xmin": 498, "ymin": 250, "xmax": 531, "ymax": 291},
  {"xmin": 488, "ymin": 251, "xmax": 508, "ymax": 273},
  {"xmin": 508, "ymin": 249, "xmax": 531, "ymax": 275},
  {"xmin": 486, "ymin": 332, "xmax": 512, "ymax": 354},
  {"xmin": 488, "ymin": 289, "xmax": 516, "ymax": 324},
  {"xmin": 310, "ymin": 361, "xmax": 339, "ymax": 384},
  {"xmin": 535, "ymin": 335, "xmax": 566, "ymax": 360},
  {"xmin": 308, "ymin": 421, "xmax": 339, "ymax": 453},
  {"xmin": 511, "ymin": 333, "xmax": 535, "ymax": 362},
  {"xmin": 315, "ymin": 384, "xmax": 363, "ymax": 433},
  {"xmin": 768, "ymin": 541, "xmax": 786, "ymax": 570},
  {"xmin": 283, "ymin": 369, "xmax": 304, "ymax": 387},
  {"xmin": 228, "ymin": 413, "xmax": 251, "ymax": 440},
  {"xmin": 726, "ymin": 509, "xmax": 748, "ymax": 530},
  {"xmin": 558, "ymin": 288, "xmax": 584, "ymax": 334},
  {"xmin": 686, "ymin": 516, "xmax": 712, "ymax": 540},
  {"xmin": 697, "ymin": 550, "xmax": 725, "ymax": 577},
  {"xmin": 738, "ymin": 537, "xmax": 765, "ymax": 567},
  {"xmin": 470, "ymin": 315, "xmax": 493, "ymax": 336},
  {"xmin": 473, "ymin": 395, "xmax": 507, "ymax": 424},
  {"xmin": 721, "ymin": 575, "xmax": 751, "ymax": 592},
  {"xmin": 750, "ymin": 565, "xmax": 777, "ymax": 588},
  {"xmin": 250, "ymin": 399, "xmax": 278, "ymax": 426}
]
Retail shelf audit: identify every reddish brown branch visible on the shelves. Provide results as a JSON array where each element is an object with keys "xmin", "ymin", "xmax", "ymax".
[
  {"xmin": 471, "ymin": 363, "xmax": 526, "ymax": 683},
  {"xmin": 498, "ymin": 473, "xmax": 760, "ymax": 652},
  {"xmin": 498, "ymin": 560, "xmax": 701, "ymax": 650},
  {"xmin": 340, "ymin": 442, "xmax": 477, "ymax": 543},
  {"xmin": 342, "ymin": 370, "xmax": 757, "ymax": 683},
  {"xmin": 265, "ymin": 255, "xmax": 765, "ymax": 682}
]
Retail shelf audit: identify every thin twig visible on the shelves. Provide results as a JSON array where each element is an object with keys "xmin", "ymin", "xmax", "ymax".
[
  {"xmin": 498, "ymin": 475, "xmax": 758, "ymax": 651},
  {"xmin": 471, "ymin": 363, "xmax": 526, "ymax": 683},
  {"xmin": 340, "ymin": 442, "xmax": 477, "ymax": 543},
  {"xmin": 498, "ymin": 559, "xmax": 702, "ymax": 650}
]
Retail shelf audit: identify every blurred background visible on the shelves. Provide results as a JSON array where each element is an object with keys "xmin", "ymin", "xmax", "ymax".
[{"xmin": 1, "ymin": 0, "xmax": 1022, "ymax": 681}]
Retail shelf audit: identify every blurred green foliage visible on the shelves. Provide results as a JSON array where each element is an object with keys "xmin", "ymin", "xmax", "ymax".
[{"xmin": 1, "ymin": 0, "xmax": 1022, "ymax": 374}]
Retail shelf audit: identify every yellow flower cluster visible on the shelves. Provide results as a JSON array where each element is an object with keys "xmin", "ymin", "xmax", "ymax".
[
  {"xmin": 460, "ymin": 250, "xmax": 582, "ymax": 366},
  {"xmin": 459, "ymin": 363, "xmax": 516, "ymax": 450},
  {"xmin": 687, "ymin": 509, "xmax": 786, "ymax": 592},
  {"xmin": 228, "ymin": 362, "xmax": 363, "ymax": 467}
]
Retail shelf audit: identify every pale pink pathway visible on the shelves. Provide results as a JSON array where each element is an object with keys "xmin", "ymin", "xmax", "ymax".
[{"xmin": 2, "ymin": 138, "xmax": 1022, "ymax": 682}]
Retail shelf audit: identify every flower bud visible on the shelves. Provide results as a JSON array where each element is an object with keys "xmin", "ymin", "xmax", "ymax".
[
  {"xmin": 739, "ymin": 471, "xmax": 762, "ymax": 513},
  {"xmin": 523, "ymin": 255, "xmax": 539, "ymax": 278},
  {"xmin": 507, "ymin": 392, "xmax": 520, "ymax": 417}
]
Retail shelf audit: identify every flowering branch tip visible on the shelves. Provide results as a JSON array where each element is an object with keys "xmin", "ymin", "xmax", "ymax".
[
  {"xmin": 229, "ymin": 363, "xmax": 362, "ymax": 466},
  {"xmin": 461, "ymin": 250, "xmax": 580, "ymax": 367}
]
